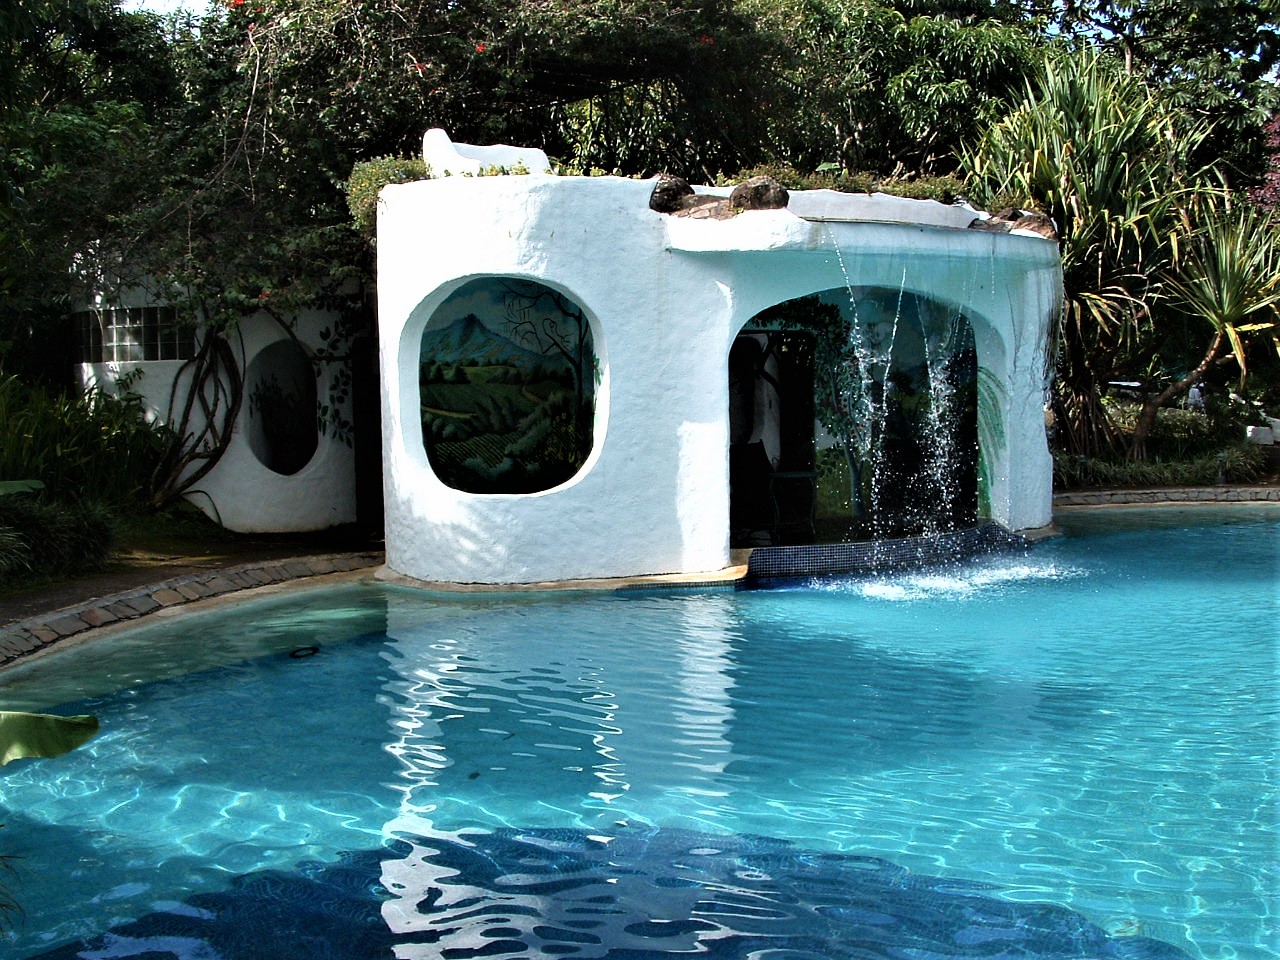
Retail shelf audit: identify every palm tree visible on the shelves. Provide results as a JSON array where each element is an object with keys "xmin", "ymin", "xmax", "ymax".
[
  {"xmin": 1129, "ymin": 199, "xmax": 1280, "ymax": 458},
  {"xmin": 962, "ymin": 49, "xmax": 1211, "ymax": 457}
]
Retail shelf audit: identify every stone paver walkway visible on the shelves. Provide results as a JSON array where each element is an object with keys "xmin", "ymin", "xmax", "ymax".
[{"xmin": 0, "ymin": 551, "xmax": 383, "ymax": 670}]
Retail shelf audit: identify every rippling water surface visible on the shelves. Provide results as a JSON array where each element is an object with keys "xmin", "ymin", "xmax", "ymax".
[{"xmin": 0, "ymin": 506, "xmax": 1276, "ymax": 959}]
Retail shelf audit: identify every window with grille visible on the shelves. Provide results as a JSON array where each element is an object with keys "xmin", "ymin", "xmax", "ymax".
[{"xmin": 75, "ymin": 307, "xmax": 196, "ymax": 363}]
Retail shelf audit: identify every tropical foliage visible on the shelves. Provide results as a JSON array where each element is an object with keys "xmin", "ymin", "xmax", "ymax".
[{"xmin": 964, "ymin": 50, "xmax": 1278, "ymax": 458}]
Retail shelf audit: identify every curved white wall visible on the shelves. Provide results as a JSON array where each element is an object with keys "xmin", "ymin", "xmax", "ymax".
[
  {"xmin": 189, "ymin": 313, "xmax": 357, "ymax": 532},
  {"xmin": 379, "ymin": 175, "xmax": 1062, "ymax": 583}
]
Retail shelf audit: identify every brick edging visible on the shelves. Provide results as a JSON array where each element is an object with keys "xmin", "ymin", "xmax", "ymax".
[
  {"xmin": 1053, "ymin": 486, "xmax": 1280, "ymax": 507},
  {"xmin": 0, "ymin": 551, "xmax": 384, "ymax": 670}
]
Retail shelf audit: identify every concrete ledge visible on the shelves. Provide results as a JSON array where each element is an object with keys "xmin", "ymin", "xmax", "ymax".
[
  {"xmin": 0, "ymin": 551, "xmax": 384, "ymax": 671},
  {"xmin": 745, "ymin": 524, "xmax": 1029, "ymax": 582},
  {"xmin": 374, "ymin": 562, "xmax": 750, "ymax": 596}
]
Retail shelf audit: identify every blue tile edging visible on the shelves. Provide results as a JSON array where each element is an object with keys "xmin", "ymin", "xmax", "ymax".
[{"xmin": 745, "ymin": 524, "xmax": 1030, "ymax": 583}]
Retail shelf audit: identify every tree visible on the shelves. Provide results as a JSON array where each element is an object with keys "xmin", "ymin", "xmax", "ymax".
[
  {"xmin": 963, "ymin": 50, "xmax": 1214, "ymax": 456},
  {"xmin": 0, "ymin": 0, "xmax": 177, "ymax": 386},
  {"xmin": 1251, "ymin": 111, "xmax": 1280, "ymax": 209},
  {"xmin": 1053, "ymin": 0, "xmax": 1280, "ymax": 186},
  {"xmin": 1128, "ymin": 200, "xmax": 1280, "ymax": 455},
  {"xmin": 748, "ymin": 0, "xmax": 1043, "ymax": 175}
]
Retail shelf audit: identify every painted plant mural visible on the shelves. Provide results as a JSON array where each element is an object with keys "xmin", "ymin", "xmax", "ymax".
[{"xmin": 420, "ymin": 278, "xmax": 597, "ymax": 494}]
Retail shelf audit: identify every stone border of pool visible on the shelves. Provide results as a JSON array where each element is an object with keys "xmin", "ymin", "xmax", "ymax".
[
  {"xmin": 0, "ymin": 552, "xmax": 384, "ymax": 670},
  {"xmin": 1, "ymin": 485, "xmax": 1274, "ymax": 671},
  {"xmin": 1053, "ymin": 484, "xmax": 1280, "ymax": 506}
]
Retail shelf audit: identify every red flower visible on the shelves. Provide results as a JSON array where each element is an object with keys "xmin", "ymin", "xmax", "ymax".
[
  {"xmin": 258, "ymin": 290, "xmax": 271, "ymax": 302},
  {"xmin": 699, "ymin": 34, "xmax": 715, "ymax": 45},
  {"xmin": 475, "ymin": 42, "xmax": 486, "ymax": 53}
]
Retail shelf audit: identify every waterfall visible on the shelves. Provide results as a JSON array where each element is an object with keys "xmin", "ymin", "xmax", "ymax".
[{"xmin": 823, "ymin": 227, "xmax": 977, "ymax": 541}]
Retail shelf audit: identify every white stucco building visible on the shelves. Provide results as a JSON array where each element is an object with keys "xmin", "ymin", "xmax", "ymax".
[{"xmin": 378, "ymin": 144, "xmax": 1062, "ymax": 585}]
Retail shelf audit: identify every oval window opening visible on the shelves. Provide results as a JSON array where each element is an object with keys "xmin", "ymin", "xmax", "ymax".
[
  {"xmin": 246, "ymin": 339, "xmax": 318, "ymax": 476},
  {"xmin": 419, "ymin": 278, "xmax": 597, "ymax": 494}
]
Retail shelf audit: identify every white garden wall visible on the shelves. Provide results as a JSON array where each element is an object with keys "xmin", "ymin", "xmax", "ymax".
[{"xmin": 79, "ymin": 303, "xmax": 357, "ymax": 532}]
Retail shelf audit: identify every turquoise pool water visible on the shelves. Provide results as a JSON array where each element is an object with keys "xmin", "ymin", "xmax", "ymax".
[{"xmin": 0, "ymin": 505, "xmax": 1276, "ymax": 959}]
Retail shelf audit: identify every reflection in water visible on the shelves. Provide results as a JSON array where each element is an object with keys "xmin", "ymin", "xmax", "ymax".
[
  {"xmin": 378, "ymin": 593, "xmax": 744, "ymax": 944},
  {"xmin": 4, "ymin": 518, "xmax": 1277, "ymax": 959}
]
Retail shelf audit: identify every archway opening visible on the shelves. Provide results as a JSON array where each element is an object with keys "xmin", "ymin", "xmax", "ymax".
[
  {"xmin": 419, "ymin": 278, "xmax": 598, "ymax": 494},
  {"xmin": 729, "ymin": 288, "xmax": 978, "ymax": 546}
]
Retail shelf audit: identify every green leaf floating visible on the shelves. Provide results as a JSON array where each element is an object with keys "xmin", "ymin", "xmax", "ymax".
[
  {"xmin": 0, "ymin": 480, "xmax": 44, "ymax": 497},
  {"xmin": 0, "ymin": 711, "xmax": 99, "ymax": 766}
]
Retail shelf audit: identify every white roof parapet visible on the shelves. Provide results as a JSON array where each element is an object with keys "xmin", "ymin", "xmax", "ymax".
[
  {"xmin": 421, "ymin": 127, "xmax": 552, "ymax": 177},
  {"xmin": 786, "ymin": 189, "xmax": 981, "ymax": 230}
]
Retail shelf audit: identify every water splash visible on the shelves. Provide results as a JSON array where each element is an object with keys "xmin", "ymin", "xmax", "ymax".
[
  {"xmin": 917, "ymin": 301, "xmax": 972, "ymax": 535},
  {"xmin": 825, "ymin": 226, "xmax": 980, "ymax": 541},
  {"xmin": 812, "ymin": 556, "xmax": 1083, "ymax": 602}
]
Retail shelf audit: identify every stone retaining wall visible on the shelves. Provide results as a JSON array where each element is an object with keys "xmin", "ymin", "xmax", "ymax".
[
  {"xmin": 0, "ymin": 552, "xmax": 383, "ymax": 670},
  {"xmin": 1053, "ymin": 485, "xmax": 1280, "ymax": 506}
]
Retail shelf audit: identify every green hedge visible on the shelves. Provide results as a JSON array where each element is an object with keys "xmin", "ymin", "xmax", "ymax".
[
  {"xmin": 346, "ymin": 157, "xmax": 431, "ymax": 238},
  {"xmin": 1053, "ymin": 444, "xmax": 1267, "ymax": 490},
  {"xmin": 724, "ymin": 164, "xmax": 967, "ymax": 205}
]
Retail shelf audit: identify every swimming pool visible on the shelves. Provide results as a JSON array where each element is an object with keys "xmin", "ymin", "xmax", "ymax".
[{"xmin": 1, "ymin": 506, "xmax": 1276, "ymax": 959}]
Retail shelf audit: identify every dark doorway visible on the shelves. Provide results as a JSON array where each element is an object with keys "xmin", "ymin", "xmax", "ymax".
[
  {"xmin": 350, "ymin": 326, "xmax": 384, "ymax": 538},
  {"xmin": 728, "ymin": 330, "xmax": 816, "ymax": 547}
]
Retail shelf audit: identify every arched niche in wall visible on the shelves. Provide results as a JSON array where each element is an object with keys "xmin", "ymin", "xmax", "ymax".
[
  {"xmin": 246, "ymin": 339, "xmax": 318, "ymax": 476},
  {"xmin": 419, "ymin": 277, "xmax": 598, "ymax": 494},
  {"xmin": 729, "ymin": 287, "xmax": 977, "ymax": 546}
]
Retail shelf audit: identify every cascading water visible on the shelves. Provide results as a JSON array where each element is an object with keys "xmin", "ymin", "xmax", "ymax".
[
  {"xmin": 825, "ymin": 228, "xmax": 978, "ymax": 542},
  {"xmin": 864, "ymin": 271, "xmax": 905, "ymax": 540},
  {"xmin": 917, "ymin": 303, "xmax": 974, "ymax": 534}
]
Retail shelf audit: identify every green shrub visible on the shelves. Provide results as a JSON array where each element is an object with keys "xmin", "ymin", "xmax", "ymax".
[
  {"xmin": 0, "ymin": 376, "xmax": 169, "ymax": 506},
  {"xmin": 1053, "ymin": 444, "xmax": 1267, "ymax": 490},
  {"xmin": 0, "ymin": 523, "xmax": 27, "ymax": 580},
  {"xmin": 0, "ymin": 495, "xmax": 114, "ymax": 583},
  {"xmin": 346, "ymin": 156, "xmax": 431, "ymax": 237},
  {"xmin": 724, "ymin": 164, "xmax": 967, "ymax": 205},
  {"xmin": 1103, "ymin": 396, "xmax": 1264, "ymax": 462}
]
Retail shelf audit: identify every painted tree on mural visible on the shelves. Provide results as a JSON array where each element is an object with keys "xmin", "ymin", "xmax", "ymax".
[{"xmin": 501, "ymin": 283, "xmax": 597, "ymax": 463}]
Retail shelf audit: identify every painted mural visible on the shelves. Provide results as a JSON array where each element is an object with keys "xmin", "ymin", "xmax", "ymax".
[{"xmin": 419, "ymin": 278, "xmax": 597, "ymax": 494}]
